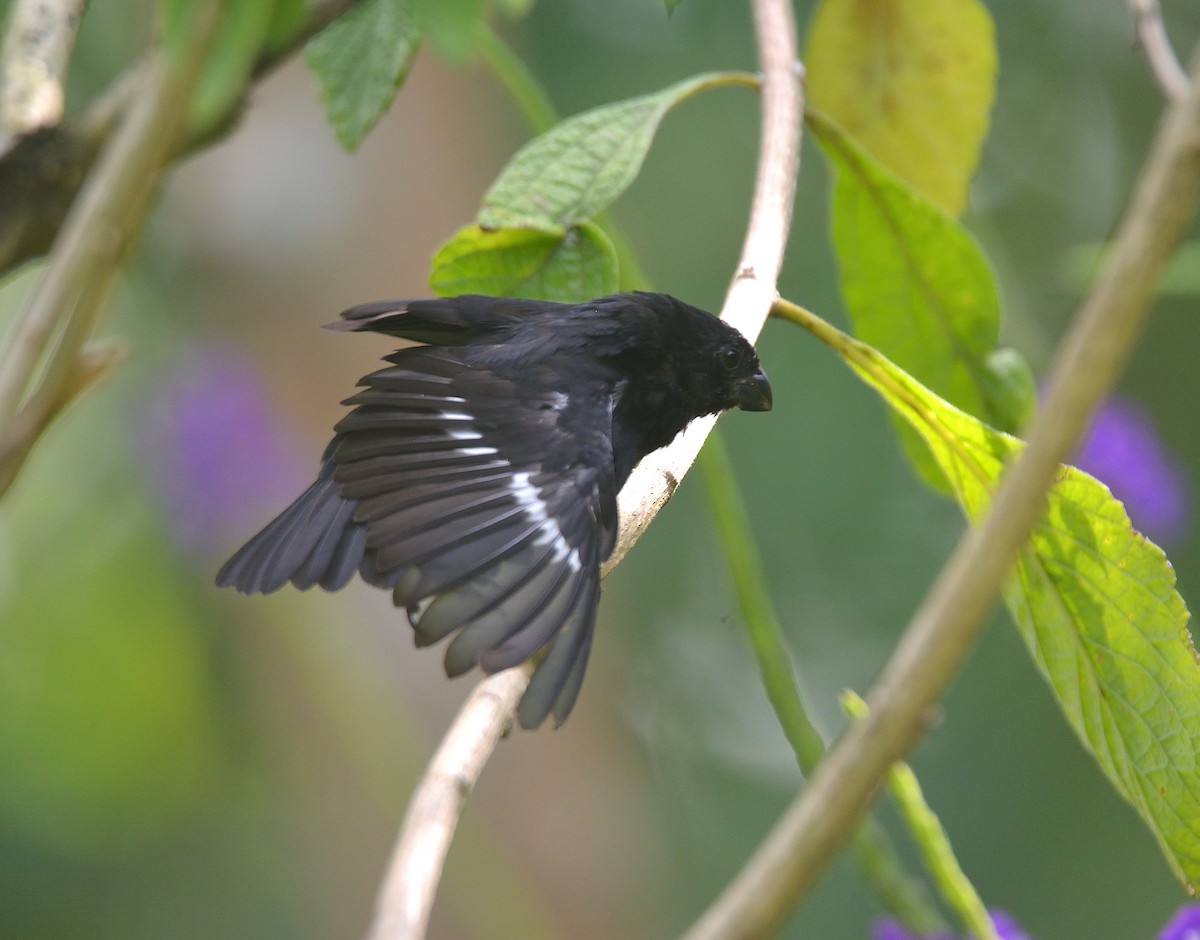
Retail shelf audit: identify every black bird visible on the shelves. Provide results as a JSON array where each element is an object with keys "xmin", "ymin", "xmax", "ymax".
[{"xmin": 217, "ymin": 292, "xmax": 772, "ymax": 729}]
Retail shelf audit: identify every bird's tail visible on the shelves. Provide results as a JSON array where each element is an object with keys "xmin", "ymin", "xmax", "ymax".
[{"xmin": 215, "ymin": 461, "xmax": 366, "ymax": 594}]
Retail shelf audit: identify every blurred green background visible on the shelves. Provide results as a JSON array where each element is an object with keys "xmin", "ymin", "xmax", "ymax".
[{"xmin": 2, "ymin": 1, "xmax": 1199, "ymax": 938}]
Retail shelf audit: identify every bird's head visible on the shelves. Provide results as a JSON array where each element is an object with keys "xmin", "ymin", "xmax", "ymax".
[
  {"xmin": 579, "ymin": 292, "xmax": 773, "ymax": 469},
  {"xmin": 653, "ymin": 294, "xmax": 773, "ymax": 417},
  {"xmin": 713, "ymin": 334, "xmax": 773, "ymax": 413}
]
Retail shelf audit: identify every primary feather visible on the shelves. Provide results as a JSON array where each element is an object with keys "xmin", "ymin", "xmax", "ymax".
[{"xmin": 217, "ymin": 291, "xmax": 771, "ymax": 729}]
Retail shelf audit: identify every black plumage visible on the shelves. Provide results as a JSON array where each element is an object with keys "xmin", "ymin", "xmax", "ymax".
[{"xmin": 217, "ymin": 292, "xmax": 772, "ymax": 728}]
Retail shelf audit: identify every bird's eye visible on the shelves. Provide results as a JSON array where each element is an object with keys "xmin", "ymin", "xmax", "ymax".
[{"xmin": 721, "ymin": 346, "xmax": 745, "ymax": 370}]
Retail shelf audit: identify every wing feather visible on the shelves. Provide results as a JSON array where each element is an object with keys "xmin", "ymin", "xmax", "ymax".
[
  {"xmin": 411, "ymin": 536, "xmax": 563, "ymax": 645},
  {"xmin": 371, "ymin": 503, "xmax": 546, "ymax": 588},
  {"xmin": 348, "ymin": 472, "xmax": 515, "ymax": 523},
  {"xmin": 332, "ymin": 347, "xmax": 616, "ymax": 726},
  {"xmin": 215, "ymin": 462, "xmax": 364, "ymax": 594},
  {"xmin": 441, "ymin": 553, "xmax": 576, "ymax": 677},
  {"xmin": 219, "ymin": 341, "xmax": 618, "ymax": 728},
  {"xmin": 339, "ymin": 459, "xmax": 513, "ymax": 500},
  {"xmin": 516, "ymin": 578, "xmax": 600, "ymax": 729},
  {"xmin": 478, "ymin": 559, "xmax": 588, "ymax": 675}
]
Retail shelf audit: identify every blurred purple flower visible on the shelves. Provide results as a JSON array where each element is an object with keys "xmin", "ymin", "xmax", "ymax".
[
  {"xmin": 871, "ymin": 919, "xmax": 953, "ymax": 940},
  {"xmin": 1073, "ymin": 395, "xmax": 1192, "ymax": 546},
  {"xmin": 985, "ymin": 910, "xmax": 1031, "ymax": 940},
  {"xmin": 138, "ymin": 344, "xmax": 308, "ymax": 556},
  {"xmin": 1161, "ymin": 903, "xmax": 1200, "ymax": 940},
  {"xmin": 871, "ymin": 910, "xmax": 1029, "ymax": 940}
]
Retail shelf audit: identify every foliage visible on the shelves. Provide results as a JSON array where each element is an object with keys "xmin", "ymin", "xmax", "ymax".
[
  {"xmin": 782, "ymin": 298, "xmax": 1200, "ymax": 889},
  {"xmin": 805, "ymin": 0, "xmax": 996, "ymax": 217},
  {"xmin": 375, "ymin": 0, "xmax": 1198, "ymax": 894},
  {"xmin": 0, "ymin": 0, "xmax": 1196, "ymax": 937},
  {"xmin": 306, "ymin": 0, "xmax": 420, "ymax": 150}
]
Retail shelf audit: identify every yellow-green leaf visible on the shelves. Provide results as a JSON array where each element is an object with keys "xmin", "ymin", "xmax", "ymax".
[
  {"xmin": 857, "ymin": 336, "xmax": 1200, "ymax": 889},
  {"xmin": 805, "ymin": 0, "xmax": 996, "ymax": 215},
  {"xmin": 429, "ymin": 223, "xmax": 618, "ymax": 302},
  {"xmin": 779, "ymin": 303, "xmax": 1200, "ymax": 889}
]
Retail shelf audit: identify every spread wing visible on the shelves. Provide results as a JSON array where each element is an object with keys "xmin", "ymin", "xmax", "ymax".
[
  {"xmin": 213, "ymin": 444, "xmax": 365, "ymax": 594},
  {"xmin": 335, "ymin": 347, "xmax": 617, "ymax": 728},
  {"xmin": 218, "ymin": 346, "xmax": 618, "ymax": 729}
]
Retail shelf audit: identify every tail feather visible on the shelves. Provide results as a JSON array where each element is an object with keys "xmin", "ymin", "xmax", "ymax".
[{"xmin": 215, "ymin": 463, "xmax": 365, "ymax": 594}]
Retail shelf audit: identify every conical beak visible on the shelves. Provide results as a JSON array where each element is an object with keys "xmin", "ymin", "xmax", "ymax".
[{"xmin": 736, "ymin": 366, "xmax": 773, "ymax": 412}]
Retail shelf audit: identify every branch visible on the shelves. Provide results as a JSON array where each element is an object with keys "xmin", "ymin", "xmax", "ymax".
[
  {"xmin": 682, "ymin": 40, "xmax": 1200, "ymax": 940},
  {"xmin": 0, "ymin": 339, "xmax": 125, "ymax": 494},
  {"xmin": 0, "ymin": 0, "xmax": 361, "ymax": 278},
  {"xmin": 0, "ymin": 12, "xmax": 223, "ymax": 490},
  {"xmin": 0, "ymin": 0, "xmax": 85, "ymax": 153},
  {"xmin": 608, "ymin": 0, "xmax": 801, "ymax": 568},
  {"xmin": 0, "ymin": 0, "xmax": 370, "ymax": 479},
  {"xmin": 365, "ymin": 670, "xmax": 528, "ymax": 940},
  {"xmin": 1127, "ymin": 0, "xmax": 1188, "ymax": 102},
  {"xmin": 0, "ymin": 0, "xmax": 364, "ymax": 494},
  {"xmin": 363, "ymin": 0, "xmax": 804, "ymax": 936}
]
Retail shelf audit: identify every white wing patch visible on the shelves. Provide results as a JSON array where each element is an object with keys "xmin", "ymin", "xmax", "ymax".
[
  {"xmin": 444, "ymin": 423, "xmax": 496, "ymax": 456},
  {"xmin": 445, "ymin": 424, "xmax": 483, "ymax": 441},
  {"xmin": 509, "ymin": 471, "xmax": 582, "ymax": 573},
  {"xmin": 321, "ymin": 347, "xmax": 610, "ymax": 728}
]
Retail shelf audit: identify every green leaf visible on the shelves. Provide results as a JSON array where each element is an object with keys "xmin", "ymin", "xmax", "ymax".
[
  {"xmin": 805, "ymin": 0, "xmax": 996, "ymax": 216},
  {"xmin": 835, "ymin": 328, "xmax": 1200, "ymax": 890},
  {"xmin": 811, "ymin": 111, "xmax": 1000, "ymax": 415},
  {"xmin": 0, "ymin": 416, "xmax": 225, "ymax": 855},
  {"xmin": 980, "ymin": 347, "xmax": 1037, "ymax": 431},
  {"xmin": 429, "ymin": 223, "xmax": 618, "ymax": 301},
  {"xmin": 810, "ymin": 110, "xmax": 1028, "ymax": 487},
  {"xmin": 412, "ymin": 0, "xmax": 483, "ymax": 61},
  {"xmin": 306, "ymin": 0, "xmax": 421, "ymax": 151},
  {"xmin": 0, "ymin": 523, "xmax": 225, "ymax": 854},
  {"xmin": 478, "ymin": 71, "xmax": 756, "ymax": 233}
]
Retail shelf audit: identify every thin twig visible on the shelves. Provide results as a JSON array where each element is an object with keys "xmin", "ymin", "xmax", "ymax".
[
  {"xmin": 0, "ymin": 13, "xmax": 221, "ymax": 492},
  {"xmin": 682, "ymin": 40, "xmax": 1200, "ymax": 940},
  {"xmin": 841, "ymin": 693, "xmax": 999, "ymax": 940},
  {"xmin": 0, "ymin": 0, "xmax": 362, "ymax": 279},
  {"xmin": 699, "ymin": 434, "xmax": 946, "ymax": 933},
  {"xmin": 363, "ymin": 0, "xmax": 804, "ymax": 936},
  {"xmin": 0, "ymin": 340, "xmax": 126, "ymax": 494},
  {"xmin": 0, "ymin": 0, "xmax": 365, "ymax": 490},
  {"xmin": 1128, "ymin": 0, "xmax": 1188, "ymax": 102},
  {"xmin": 607, "ymin": 0, "xmax": 802, "ymax": 568},
  {"xmin": 0, "ymin": 0, "xmax": 86, "ymax": 152}
]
